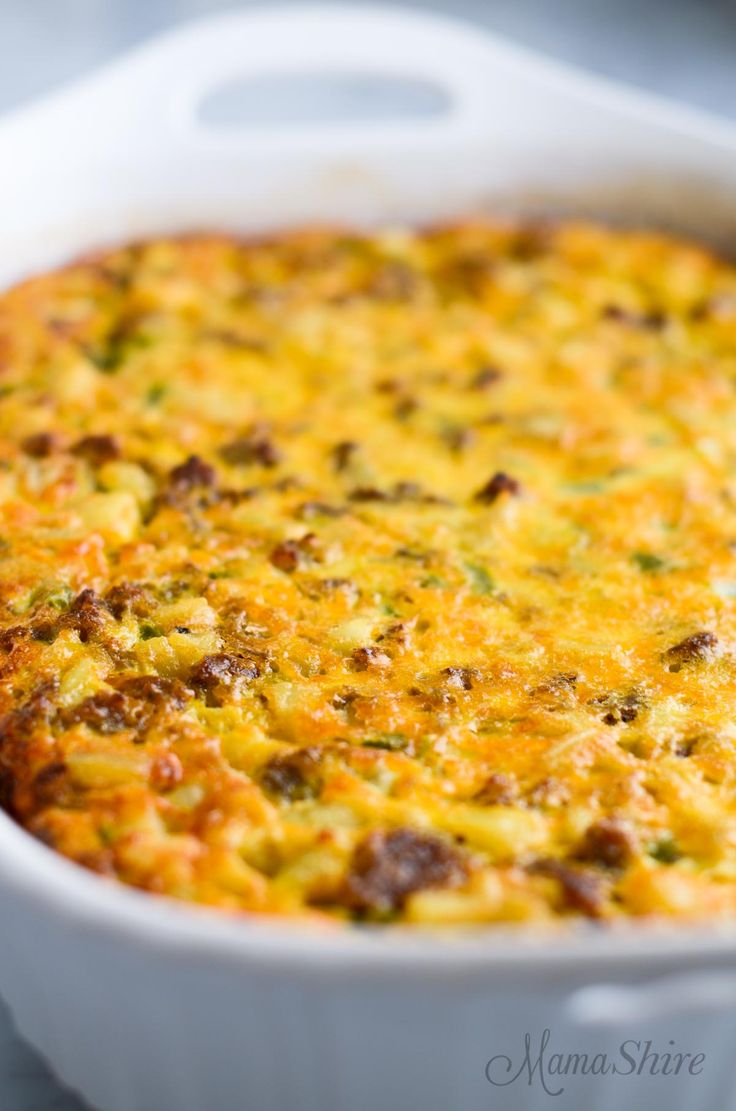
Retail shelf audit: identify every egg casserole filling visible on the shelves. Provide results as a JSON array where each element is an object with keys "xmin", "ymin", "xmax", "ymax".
[{"xmin": 2, "ymin": 222, "xmax": 736, "ymax": 925}]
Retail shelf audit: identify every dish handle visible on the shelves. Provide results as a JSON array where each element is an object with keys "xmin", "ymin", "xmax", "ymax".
[
  {"xmin": 565, "ymin": 970, "xmax": 736, "ymax": 1026},
  {"xmin": 2, "ymin": 3, "xmax": 540, "ymax": 152},
  {"xmin": 7, "ymin": 2, "xmax": 735, "ymax": 173}
]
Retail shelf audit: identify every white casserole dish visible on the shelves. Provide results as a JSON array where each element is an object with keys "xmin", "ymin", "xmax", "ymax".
[{"xmin": 3, "ymin": 6, "xmax": 736, "ymax": 1109}]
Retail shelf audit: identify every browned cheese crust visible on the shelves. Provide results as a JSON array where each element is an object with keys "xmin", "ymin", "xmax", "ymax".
[{"xmin": 2, "ymin": 222, "xmax": 736, "ymax": 925}]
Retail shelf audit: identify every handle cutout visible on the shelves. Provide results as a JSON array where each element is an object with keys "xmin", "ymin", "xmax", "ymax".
[{"xmin": 196, "ymin": 71, "xmax": 453, "ymax": 129}]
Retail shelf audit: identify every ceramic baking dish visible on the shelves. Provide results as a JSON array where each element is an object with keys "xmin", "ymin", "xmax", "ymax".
[{"xmin": 4, "ymin": 6, "xmax": 736, "ymax": 1110}]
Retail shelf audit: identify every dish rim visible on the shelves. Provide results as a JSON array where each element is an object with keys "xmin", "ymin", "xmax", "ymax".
[{"xmin": 3, "ymin": 808, "xmax": 736, "ymax": 974}]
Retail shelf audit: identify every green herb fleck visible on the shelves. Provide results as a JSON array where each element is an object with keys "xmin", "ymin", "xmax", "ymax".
[
  {"xmin": 362, "ymin": 734, "xmax": 408, "ymax": 752},
  {"xmin": 140, "ymin": 622, "xmax": 163, "ymax": 640},
  {"xmin": 146, "ymin": 383, "xmax": 167, "ymax": 405},
  {"xmin": 420, "ymin": 574, "xmax": 447, "ymax": 589},
  {"xmin": 86, "ymin": 333, "xmax": 128, "ymax": 373},
  {"xmin": 478, "ymin": 717, "xmax": 524, "ymax": 734},
  {"xmin": 47, "ymin": 585, "xmax": 74, "ymax": 610},
  {"xmin": 464, "ymin": 562, "xmax": 495, "ymax": 595},
  {"xmin": 648, "ymin": 836, "xmax": 681, "ymax": 864},
  {"xmin": 30, "ymin": 583, "xmax": 74, "ymax": 611},
  {"xmin": 632, "ymin": 551, "xmax": 667, "ymax": 573}
]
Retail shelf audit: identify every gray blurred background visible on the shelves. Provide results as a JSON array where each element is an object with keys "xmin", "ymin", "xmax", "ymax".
[{"xmin": 0, "ymin": 0, "xmax": 735, "ymax": 1107}]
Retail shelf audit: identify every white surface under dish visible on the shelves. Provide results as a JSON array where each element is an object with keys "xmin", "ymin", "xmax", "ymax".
[{"xmin": 3, "ymin": 6, "xmax": 736, "ymax": 1110}]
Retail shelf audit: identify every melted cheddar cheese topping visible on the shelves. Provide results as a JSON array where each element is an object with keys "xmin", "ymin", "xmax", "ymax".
[{"xmin": 3, "ymin": 222, "xmax": 736, "ymax": 926}]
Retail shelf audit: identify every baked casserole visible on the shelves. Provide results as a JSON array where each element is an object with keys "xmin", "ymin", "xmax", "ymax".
[{"xmin": 2, "ymin": 221, "xmax": 736, "ymax": 926}]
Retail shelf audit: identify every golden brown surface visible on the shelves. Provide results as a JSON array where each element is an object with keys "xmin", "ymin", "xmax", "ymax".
[{"xmin": 2, "ymin": 222, "xmax": 736, "ymax": 925}]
